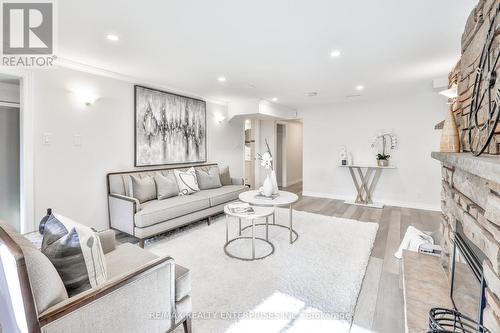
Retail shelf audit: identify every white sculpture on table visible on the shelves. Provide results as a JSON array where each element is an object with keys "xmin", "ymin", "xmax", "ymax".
[{"xmin": 257, "ymin": 139, "xmax": 279, "ymax": 197}]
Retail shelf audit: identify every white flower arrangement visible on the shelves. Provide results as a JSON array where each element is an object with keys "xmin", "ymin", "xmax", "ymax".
[{"xmin": 256, "ymin": 139, "xmax": 273, "ymax": 170}]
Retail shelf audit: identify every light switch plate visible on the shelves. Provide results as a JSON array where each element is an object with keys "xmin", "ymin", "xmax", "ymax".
[
  {"xmin": 43, "ymin": 133, "xmax": 52, "ymax": 145},
  {"xmin": 73, "ymin": 134, "xmax": 82, "ymax": 147}
]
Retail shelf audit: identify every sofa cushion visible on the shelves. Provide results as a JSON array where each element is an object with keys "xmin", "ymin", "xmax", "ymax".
[
  {"xmin": 131, "ymin": 175, "xmax": 157, "ymax": 203},
  {"xmin": 154, "ymin": 173, "xmax": 179, "ymax": 200},
  {"xmin": 106, "ymin": 244, "xmax": 190, "ymax": 303},
  {"xmin": 135, "ymin": 196, "xmax": 210, "ymax": 228},
  {"xmin": 41, "ymin": 214, "xmax": 108, "ymax": 297},
  {"xmin": 105, "ymin": 243, "xmax": 158, "ymax": 278},
  {"xmin": 194, "ymin": 185, "xmax": 248, "ymax": 207},
  {"xmin": 175, "ymin": 264, "xmax": 191, "ymax": 302},
  {"xmin": 219, "ymin": 166, "xmax": 232, "ymax": 186},
  {"xmin": 195, "ymin": 166, "xmax": 222, "ymax": 190},
  {"xmin": 22, "ymin": 245, "xmax": 69, "ymax": 314}
]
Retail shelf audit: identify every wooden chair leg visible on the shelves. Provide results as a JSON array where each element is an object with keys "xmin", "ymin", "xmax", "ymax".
[{"xmin": 182, "ymin": 316, "xmax": 192, "ymax": 333}]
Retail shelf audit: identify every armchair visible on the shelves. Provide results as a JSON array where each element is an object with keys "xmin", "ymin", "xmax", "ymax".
[{"xmin": 0, "ymin": 221, "xmax": 192, "ymax": 333}]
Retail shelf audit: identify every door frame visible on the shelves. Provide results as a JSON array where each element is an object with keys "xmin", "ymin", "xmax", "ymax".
[
  {"xmin": 275, "ymin": 121, "xmax": 288, "ymax": 188},
  {"xmin": 0, "ymin": 68, "xmax": 35, "ymax": 233}
]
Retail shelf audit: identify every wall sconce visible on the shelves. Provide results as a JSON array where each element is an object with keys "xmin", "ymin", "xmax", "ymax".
[
  {"xmin": 214, "ymin": 113, "xmax": 226, "ymax": 124},
  {"xmin": 73, "ymin": 89, "xmax": 99, "ymax": 106}
]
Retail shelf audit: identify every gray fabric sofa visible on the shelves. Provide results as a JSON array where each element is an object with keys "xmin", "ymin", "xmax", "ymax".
[
  {"xmin": 107, "ymin": 163, "xmax": 248, "ymax": 247},
  {"xmin": 0, "ymin": 221, "xmax": 192, "ymax": 333}
]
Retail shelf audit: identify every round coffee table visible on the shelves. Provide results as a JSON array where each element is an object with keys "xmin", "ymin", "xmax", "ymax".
[
  {"xmin": 239, "ymin": 190, "xmax": 299, "ymax": 244},
  {"xmin": 223, "ymin": 205, "xmax": 275, "ymax": 261}
]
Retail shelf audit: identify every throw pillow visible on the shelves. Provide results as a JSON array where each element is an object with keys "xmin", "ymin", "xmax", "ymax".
[
  {"xmin": 22, "ymin": 245, "xmax": 69, "ymax": 313},
  {"xmin": 220, "ymin": 166, "xmax": 232, "ymax": 186},
  {"xmin": 174, "ymin": 167, "xmax": 200, "ymax": 195},
  {"xmin": 154, "ymin": 173, "xmax": 179, "ymax": 200},
  {"xmin": 196, "ymin": 166, "xmax": 222, "ymax": 190},
  {"xmin": 41, "ymin": 213, "xmax": 108, "ymax": 297},
  {"xmin": 131, "ymin": 175, "xmax": 156, "ymax": 203}
]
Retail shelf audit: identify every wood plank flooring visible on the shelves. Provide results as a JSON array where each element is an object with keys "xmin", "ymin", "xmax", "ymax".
[
  {"xmin": 286, "ymin": 182, "xmax": 441, "ymax": 332},
  {"xmin": 120, "ymin": 181, "xmax": 442, "ymax": 332}
]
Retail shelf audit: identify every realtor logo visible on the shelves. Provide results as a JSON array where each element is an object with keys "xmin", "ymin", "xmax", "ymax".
[
  {"xmin": 2, "ymin": 1, "xmax": 55, "ymax": 66},
  {"xmin": 3, "ymin": 2, "xmax": 53, "ymax": 54}
]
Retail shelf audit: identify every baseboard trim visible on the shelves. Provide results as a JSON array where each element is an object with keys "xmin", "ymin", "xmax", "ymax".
[{"xmin": 301, "ymin": 191, "xmax": 441, "ymax": 212}]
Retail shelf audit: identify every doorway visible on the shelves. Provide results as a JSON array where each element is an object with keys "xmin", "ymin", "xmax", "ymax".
[
  {"xmin": 0, "ymin": 106, "xmax": 20, "ymax": 230},
  {"xmin": 275, "ymin": 123, "xmax": 286, "ymax": 187}
]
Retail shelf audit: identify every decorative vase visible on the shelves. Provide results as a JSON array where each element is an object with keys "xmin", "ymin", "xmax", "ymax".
[
  {"xmin": 261, "ymin": 172, "xmax": 274, "ymax": 197},
  {"xmin": 270, "ymin": 170, "xmax": 279, "ymax": 195},
  {"xmin": 440, "ymin": 109, "xmax": 460, "ymax": 152},
  {"xmin": 377, "ymin": 159, "xmax": 389, "ymax": 167}
]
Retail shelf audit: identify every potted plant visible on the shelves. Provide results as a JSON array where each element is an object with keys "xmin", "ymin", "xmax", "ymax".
[
  {"xmin": 372, "ymin": 131, "xmax": 397, "ymax": 167},
  {"xmin": 376, "ymin": 153, "xmax": 390, "ymax": 167}
]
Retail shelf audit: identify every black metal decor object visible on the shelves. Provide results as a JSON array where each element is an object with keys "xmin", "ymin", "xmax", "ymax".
[
  {"xmin": 428, "ymin": 308, "xmax": 491, "ymax": 333},
  {"xmin": 468, "ymin": 4, "xmax": 500, "ymax": 156}
]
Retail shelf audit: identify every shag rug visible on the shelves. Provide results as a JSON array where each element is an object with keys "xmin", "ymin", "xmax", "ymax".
[{"xmin": 147, "ymin": 208, "xmax": 378, "ymax": 333}]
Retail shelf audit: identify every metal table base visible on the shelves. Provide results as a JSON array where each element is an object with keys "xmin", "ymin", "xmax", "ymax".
[{"xmin": 224, "ymin": 215, "xmax": 275, "ymax": 261}]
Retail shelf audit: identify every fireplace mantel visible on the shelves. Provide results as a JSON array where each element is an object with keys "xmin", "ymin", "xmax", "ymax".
[{"xmin": 431, "ymin": 152, "xmax": 500, "ymax": 184}]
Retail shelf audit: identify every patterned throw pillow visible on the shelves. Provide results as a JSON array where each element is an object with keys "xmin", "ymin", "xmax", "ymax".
[
  {"xmin": 174, "ymin": 167, "xmax": 200, "ymax": 195},
  {"xmin": 41, "ymin": 213, "xmax": 107, "ymax": 297}
]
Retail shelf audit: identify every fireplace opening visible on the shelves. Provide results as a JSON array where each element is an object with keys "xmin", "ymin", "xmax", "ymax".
[{"xmin": 451, "ymin": 221, "xmax": 487, "ymax": 326}]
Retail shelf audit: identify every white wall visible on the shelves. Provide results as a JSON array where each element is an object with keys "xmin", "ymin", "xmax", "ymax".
[
  {"xmin": 32, "ymin": 67, "xmax": 244, "ymax": 231},
  {"xmin": 301, "ymin": 86, "xmax": 446, "ymax": 210},
  {"xmin": 286, "ymin": 121, "xmax": 303, "ymax": 185},
  {"xmin": 0, "ymin": 82, "xmax": 20, "ymax": 103}
]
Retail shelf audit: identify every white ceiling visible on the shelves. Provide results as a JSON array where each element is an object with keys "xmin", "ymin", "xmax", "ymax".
[{"xmin": 58, "ymin": 0, "xmax": 477, "ymax": 108}]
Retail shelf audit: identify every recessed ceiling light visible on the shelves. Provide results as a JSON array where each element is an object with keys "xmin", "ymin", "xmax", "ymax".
[
  {"xmin": 271, "ymin": 97, "xmax": 278, "ymax": 102},
  {"xmin": 218, "ymin": 76, "xmax": 226, "ymax": 82},
  {"xmin": 355, "ymin": 85, "xmax": 364, "ymax": 91},
  {"xmin": 106, "ymin": 34, "xmax": 119, "ymax": 41},
  {"xmin": 330, "ymin": 50, "xmax": 341, "ymax": 57}
]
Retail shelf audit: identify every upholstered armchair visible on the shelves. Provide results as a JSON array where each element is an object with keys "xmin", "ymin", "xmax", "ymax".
[{"xmin": 0, "ymin": 221, "xmax": 192, "ymax": 333}]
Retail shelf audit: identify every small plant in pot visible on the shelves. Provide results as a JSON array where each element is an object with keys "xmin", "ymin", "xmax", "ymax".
[{"xmin": 376, "ymin": 153, "xmax": 390, "ymax": 167}]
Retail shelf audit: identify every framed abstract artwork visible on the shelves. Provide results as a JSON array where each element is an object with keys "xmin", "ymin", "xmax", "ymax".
[{"xmin": 134, "ymin": 85, "xmax": 207, "ymax": 166}]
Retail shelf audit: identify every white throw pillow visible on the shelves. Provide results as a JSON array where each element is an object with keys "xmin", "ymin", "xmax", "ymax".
[{"xmin": 174, "ymin": 167, "xmax": 200, "ymax": 195}]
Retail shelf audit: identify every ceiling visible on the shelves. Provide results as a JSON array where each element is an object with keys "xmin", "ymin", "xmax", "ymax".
[{"xmin": 58, "ymin": 0, "xmax": 477, "ymax": 108}]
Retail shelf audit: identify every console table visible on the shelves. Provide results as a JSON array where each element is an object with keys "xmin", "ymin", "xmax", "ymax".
[{"xmin": 339, "ymin": 163, "xmax": 396, "ymax": 208}]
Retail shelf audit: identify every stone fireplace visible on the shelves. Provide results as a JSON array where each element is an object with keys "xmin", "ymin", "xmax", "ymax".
[
  {"xmin": 433, "ymin": 153, "xmax": 500, "ymax": 330},
  {"xmin": 431, "ymin": 0, "xmax": 500, "ymax": 330}
]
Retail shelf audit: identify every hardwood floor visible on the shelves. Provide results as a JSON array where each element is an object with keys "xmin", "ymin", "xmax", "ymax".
[
  {"xmin": 284, "ymin": 182, "xmax": 441, "ymax": 333},
  {"xmin": 121, "ymin": 181, "xmax": 441, "ymax": 332}
]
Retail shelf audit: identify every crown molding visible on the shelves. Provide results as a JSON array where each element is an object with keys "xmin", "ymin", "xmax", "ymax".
[{"xmin": 54, "ymin": 57, "xmax": 228, "ymax": 106}]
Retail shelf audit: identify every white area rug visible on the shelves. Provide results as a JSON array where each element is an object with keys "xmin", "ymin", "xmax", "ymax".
[{"xmin": 148, "ymin": 208, "xmax": 378, "ymax": 333}]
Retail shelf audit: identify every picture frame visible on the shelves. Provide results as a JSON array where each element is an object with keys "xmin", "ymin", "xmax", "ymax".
[{"xmin": 134, "ymin": 85, "xmax": 207, "ymax": 167}]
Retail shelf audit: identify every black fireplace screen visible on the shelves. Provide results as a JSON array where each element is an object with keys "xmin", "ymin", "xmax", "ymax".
[{"xmin": 451, "ymin": 226, "xmax": 487, "ymax": 326}]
